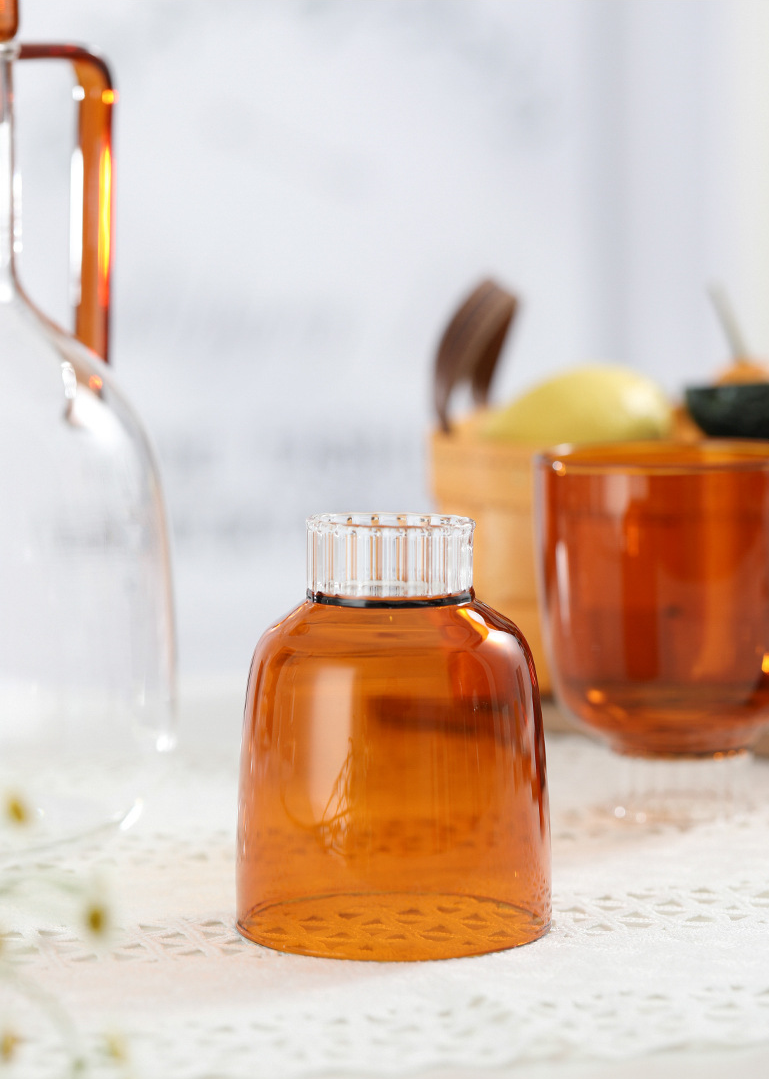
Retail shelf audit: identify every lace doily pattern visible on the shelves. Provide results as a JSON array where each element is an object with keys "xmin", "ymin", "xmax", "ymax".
[{"xmin": 3, "ymin": 735, "xmax": 769, "ymax": 1078}]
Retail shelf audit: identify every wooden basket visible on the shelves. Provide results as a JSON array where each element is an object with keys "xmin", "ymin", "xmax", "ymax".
[
  {"xmin": 429, "ymin": 418, "xmax": 554, "ymax": 697},
  {"xmin": 427, "ymin": 279, "xmax": 769, "ymax": 751}
]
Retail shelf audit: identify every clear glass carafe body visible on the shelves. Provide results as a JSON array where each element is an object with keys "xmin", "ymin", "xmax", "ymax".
[
  {"xmin": 0, "ymin": 42, "xmax": 176, "ymax": 855},
  {"xmin": 237, "ymin": 513, "xmax": 550, "ymax": 960}
]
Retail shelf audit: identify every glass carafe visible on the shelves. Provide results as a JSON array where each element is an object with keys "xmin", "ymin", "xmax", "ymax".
[
  {"xmin": 0, "ymin": 10, "xmax": 176, "ymax": 856},
  {"xmin": 237, "ymin": 513, "xmax": 550, "ymax": 961}
]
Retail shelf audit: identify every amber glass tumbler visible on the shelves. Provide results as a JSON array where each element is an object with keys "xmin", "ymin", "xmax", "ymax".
[
  {"xmin": 237, "ymin": 513, "xmax": 550, "ymax": 961},
  {"xmin": 535, "ymin": 441, "xmax": 769, "ymax": 762}
]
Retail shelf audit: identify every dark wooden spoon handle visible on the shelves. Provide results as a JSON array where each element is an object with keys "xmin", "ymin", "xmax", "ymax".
[{"xmin": 433, "ymin": 279, "xmax": 517, "ymax": 433}]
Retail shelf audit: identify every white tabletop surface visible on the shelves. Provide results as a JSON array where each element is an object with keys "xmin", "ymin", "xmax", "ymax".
[{"xmin": 2, "ymin": 677, "xmax": 769, "ymax": 1079}]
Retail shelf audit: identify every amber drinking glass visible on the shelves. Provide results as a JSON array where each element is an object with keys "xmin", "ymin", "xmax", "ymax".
[
  {"xmin": 237, "ymin": 512, "xmax": 550, "ymax": 960},
  {"xmin": 535, "ymin": 441, "xmax": 769, "ymax": 820}
]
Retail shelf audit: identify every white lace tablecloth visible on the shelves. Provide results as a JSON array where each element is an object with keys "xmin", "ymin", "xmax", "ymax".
[{"xmin": 3, "ymin": 682, "xmax": 769, "ymax": 1079}]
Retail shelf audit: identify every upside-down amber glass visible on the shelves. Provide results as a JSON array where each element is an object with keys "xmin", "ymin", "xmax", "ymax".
[
  {"xmin": 237, "ymin": 513, "xmax": 550, "ymax": 961},
  {"xmin": 535, "ymin": 441, "xmax": 769, "ymax": 758}
]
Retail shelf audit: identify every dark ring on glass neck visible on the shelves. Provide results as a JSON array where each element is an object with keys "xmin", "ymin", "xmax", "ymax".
[{"xmin": 308, "ymin": 589, "xmax": 474, "ymax": 609}]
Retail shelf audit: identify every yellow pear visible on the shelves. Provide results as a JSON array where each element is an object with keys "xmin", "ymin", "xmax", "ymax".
[{"xmin": 479, "ymin": 364, "xmax": 672, "ymax": 443}]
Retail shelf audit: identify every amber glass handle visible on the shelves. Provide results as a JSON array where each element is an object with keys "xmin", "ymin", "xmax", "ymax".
[
  {"xmin": 18, "ymin": 43, "xmax": 114, "ymax": 363},
  {"xmin": 0, "ymin": 1, "xmax": 18, "ymax": 42}
]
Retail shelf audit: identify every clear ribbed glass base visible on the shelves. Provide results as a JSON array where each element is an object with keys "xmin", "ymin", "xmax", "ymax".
[
  {"xmin": 609, "ymin": 750, "xmax": 752, "ymax": 825},
  {"xmin": 307, "ymin": 512, "xmax": 474, "ymax": 598}
]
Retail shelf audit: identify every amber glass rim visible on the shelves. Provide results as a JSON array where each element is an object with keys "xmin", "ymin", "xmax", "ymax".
[{"xmin": 535, "ymin": 439, "xmax": 769, "ymax": 476}]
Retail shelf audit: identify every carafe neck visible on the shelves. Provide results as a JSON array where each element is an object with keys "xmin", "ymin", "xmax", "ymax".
[{"xmin": 0, "ymin": 44, "xmax": 19, "ymax": 300}]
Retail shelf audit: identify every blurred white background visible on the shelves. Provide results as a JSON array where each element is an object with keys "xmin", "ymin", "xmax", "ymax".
[{"xmin": 10, "ymin": 0, "xmax": 769, "ymax": 679}]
